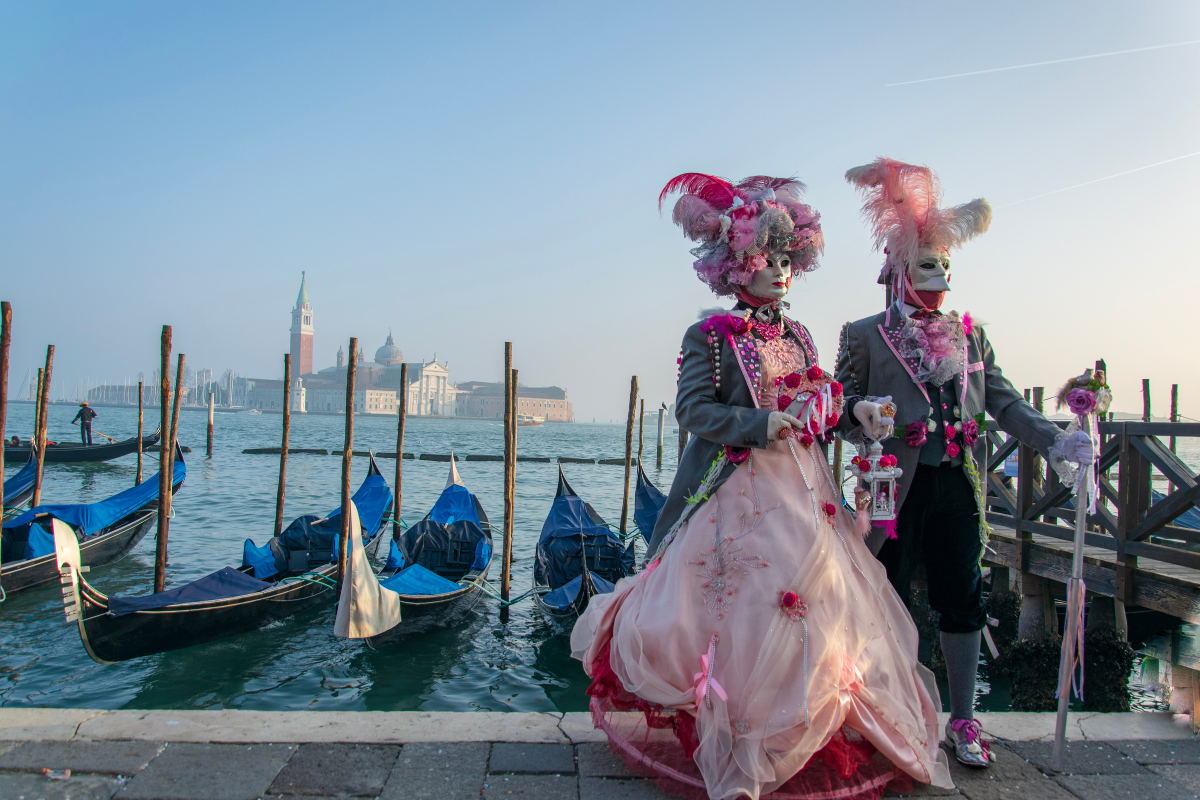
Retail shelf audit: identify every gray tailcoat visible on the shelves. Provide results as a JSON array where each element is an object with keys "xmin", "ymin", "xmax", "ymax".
[
  {"xmin": 834, "ymin": 304, "xmax": 1062, "ymax": 550},
  {"xmin": 644, "ymin": 312, "xmax": 821, "ymax": 559}
]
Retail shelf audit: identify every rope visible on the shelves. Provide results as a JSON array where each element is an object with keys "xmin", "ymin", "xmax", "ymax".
[
  {"xmin": 279, "ymin": 572, "xmax": 337, "ymax": 590},
  {"xmin": 465, "ymin": 576, "xmax": 532, "ymax": 607}
]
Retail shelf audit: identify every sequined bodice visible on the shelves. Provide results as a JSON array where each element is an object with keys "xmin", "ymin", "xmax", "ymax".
[{"xmin": 757, "ymin": 337, "xmax": 808, "ymax": 410}]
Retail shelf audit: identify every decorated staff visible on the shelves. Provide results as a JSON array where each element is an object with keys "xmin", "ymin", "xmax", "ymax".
[
  {"xmin": 836, "ymin": 157, "xmax": 1097, "ymax": 768},
  {"xmin": 1051, "ymin": 370, "xmax": 1111, "ymax": 771}
]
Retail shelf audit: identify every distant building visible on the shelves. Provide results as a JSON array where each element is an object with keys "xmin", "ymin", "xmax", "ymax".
[
  {"xmin": 456, "ymin": 382, "xmax": 573, "ymax": 422},
  {"xmin": 290, "ymin": 273, "xmax": 314, "ymax": 378}
]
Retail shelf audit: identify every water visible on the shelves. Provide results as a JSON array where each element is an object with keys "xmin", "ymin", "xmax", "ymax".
[{"xmin": 0, "ymin": 402, "xmax": 1188, "ymax": 713}]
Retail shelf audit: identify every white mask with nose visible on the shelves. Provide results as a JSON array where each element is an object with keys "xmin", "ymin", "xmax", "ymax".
[{"xmin": 746, "ymin": 250, "xmax": 793, "ymax": 301}]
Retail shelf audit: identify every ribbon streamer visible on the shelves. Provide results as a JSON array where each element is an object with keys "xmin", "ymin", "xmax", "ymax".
[{"xmin": 693, "ymin": 633, "xmax": 727, "ymax": 711}]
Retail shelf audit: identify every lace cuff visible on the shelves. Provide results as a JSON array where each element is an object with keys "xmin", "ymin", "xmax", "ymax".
[{"xmin": 1047, "ymin": 427, "xmax": 1080, "ymax": 486}]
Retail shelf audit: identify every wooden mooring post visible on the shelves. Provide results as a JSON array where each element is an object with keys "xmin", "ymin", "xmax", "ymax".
[
  {"xmin": 501, "ymin": 343, "xmax": 514, "ymax": 606},
  {"xmin": 206, "ymin": 390, "xmax": 215, "ymax": 458},
  {"xmin": 274, "ymin": 354, "xmax": 291, "ymax": 537},
  {"xmin": 31, "ymin": 347, "xmax": 54, "ymax": 508},
  {"xmin": 0, "ymin": 303, "xmax": 9, "ymax": 572},
  {"xmin": 678, "ymin": 427, "xmax": 689, "ymax": 462},
  {"xmin": 1171, "ymin": 384, "xmax": 1180, "ymax": 454},
  {"xmin": 636, "ymin": 399, "xmax": 644, "ymax": 466},
  {"xmin": 619, "ymin": 376, "xmax": 638, "ymax": 536},
  {"xmin": 337, "ymin": 338, "xmax": 357, "ymax": 591},
  {"xmin": 136, "ymin": 381, "xmax": 144, "ymax": 485},
  {"xmin": 153, "ymin": 327, "xmax": 172, "ymax": 593},
  {"xmin": 656, "ymin": 404, "xmax": 665, "ymax": 470},
  {"xmin": 32, "ymin": 369, "xmax": 42, "ymax": 446},
  {"xmin": 1143, "ymin": 379, "xmax": 1152, "ymax": 422},
  {"xmin": 393, "ymin": 363, "xmax": 407, "ymax": 542}
]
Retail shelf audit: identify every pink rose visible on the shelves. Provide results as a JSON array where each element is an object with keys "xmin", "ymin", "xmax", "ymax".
[
  {"xmin": 880, "ymin": 454, "xmax": 898, "ymax": 468},
  {"xmin": 946, "ymin": 441, "xmax": 961, "ymax": 458},
  {"xmin": 858, "ymin": 460, "xmax": 871, "ymax": 473},
  {"xmin": 829, "ymin": 381, "xmax": 843, "ymax": 396},
  {"xmin": 945, "ymin": 424, "xmax": 958, "ymax": 441},
  {"xmin": 784, "ymin": 372, "xmax": 802, "ymax": 389},
  {"xmin": 781, "ymin": 591, "xmax": 799, "ymax": 608},
  {"xmin": 777, "ymin": 395, "xmax": 793, "ymax": 412},
  {"xmin": 1066, "ymin": 387, "xmax": 1097, "ymax": 415},
  {"xmin": 806, "ymin": 366, "xmax": 823, "ymax": 381},
  {"xmin": 961, "ymin": 419, "xmax": 979, "ymax": 448},
  {"xmin": 904, "ymin": 421, "xmax": 928, "ymax": 448}
]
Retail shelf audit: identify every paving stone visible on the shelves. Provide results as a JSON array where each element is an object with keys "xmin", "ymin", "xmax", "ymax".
[
  {"xmin": 380, "ymin": 742, "xmax": 488, "ymax": 800},
  {"xmin": 1109, "ymin": 738, "xmax": 1200, "ymax": 764},
  {"xmin": 957, "ymin": 780, "xmax": 1075, "ymax": 800},
  {"xmin": 1150, "ymin": 764, "xmax": 1200, "ymax": 793},
  {"xmin": 1003, "ymin": 739, "xmax": 1145, "ymax": 775},
  {"xmin": 883, "ymin": 779, "xmax": 958, "ymax": 796},
  {"xmin": 115, "ymin": 742, "xmax": 291, "ymax": 800},
  {"xmin": 948, "ymin": 743, "xmax": 1047, "ymax": 785},
  {"xmin": 0, "ymin": 742, "xmax": 15, "ymax": 758},
  {"xmin": 483, "ymin": 773, "xmax": 578, "ymax": 799},
  {"xmin": 0, "ymin": 771, "xmax": 123, "ymax": 800},
  {"xmin": 490, "ymin": 742, "xmax": 576, "ymax": 774},
  {"xmin": 579, "ymin": 777, "xmax": 665, "ymax": 799},
  {"xmin": 1054, "ymin": 773, "xmax": 1197, "ymax": 799},
  {"xmin": 268, "ymin": 743, "xmax": 398, "ymax": 796},
  {"xmin": 576, "ymin": 743, "xmax": 638, "ymax": 779},
  {"xmin": 0, "ymin": 740, "xmax": 164, "ymax": 776}
]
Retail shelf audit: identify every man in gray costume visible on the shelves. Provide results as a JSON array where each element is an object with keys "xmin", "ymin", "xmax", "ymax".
[{"xmin": 835, "ymin": 158, "xmax": 1094, "ymax": 768}]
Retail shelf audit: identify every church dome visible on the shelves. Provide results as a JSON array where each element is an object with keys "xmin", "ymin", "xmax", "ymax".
[{"xmin": 375, "ymin": 332, "xmax": 404, "ymax": 366}]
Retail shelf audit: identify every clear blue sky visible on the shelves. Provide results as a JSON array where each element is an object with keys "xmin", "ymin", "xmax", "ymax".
[{"xmin": 2, "ymin": 2, "xmax": 1197, "ymax": 422}]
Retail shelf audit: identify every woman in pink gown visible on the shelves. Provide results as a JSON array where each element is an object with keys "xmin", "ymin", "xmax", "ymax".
[{"xmin": 570, "ymin": 174, "xmax": 953, "ymax": 800}]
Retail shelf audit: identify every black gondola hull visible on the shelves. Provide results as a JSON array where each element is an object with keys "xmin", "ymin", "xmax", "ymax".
[
  {"xmin": 7, "ymin": 431, "xmax": 161, "ymax": 464},
  {"xmin": 71, "ymin": 533, "xmax": 385, "ymax": 663},
  {"xmin": 2, "ymin": 510, "xmax": 158, "ymax": 597}
]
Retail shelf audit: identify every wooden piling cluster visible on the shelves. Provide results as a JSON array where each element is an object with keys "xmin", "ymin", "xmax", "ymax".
[
  {"xmin": 31, "ymin": 346, "xmax": 54, "ymax": 508},
  {"xmin": 153, "ymin": 327, "xmax": 184, "ymax": 594}
]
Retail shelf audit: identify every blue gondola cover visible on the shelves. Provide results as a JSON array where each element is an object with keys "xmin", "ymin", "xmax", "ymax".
[
  {"xmin": 634, "ymin": 469, "xmax": 667, "ymax": 544},
  {"xmin": 2, "ymin": 459, "xmax": 36, "ymax": 506},
  {"xmin": 23, "ymin": 523, "xmax": 54, "ymax": 560},
  {"xmin": 108, "ymin": 567, "xmax": 270, "ymax": 616},
  {"xmin": 380, "ymin": 563, "xmax": 462, "ymax": 596},
  {"xmin": 471, "ymin": 538, "xmax": 491, "ymax": 570},
  {"xmin": 539, "ymin": 573, "xmax": 616, "ymax": 612},
  {"xmin": 536, "ymin": 493, "xmax": 627, "ymax": 590},
  {"xmin": 4, "ymin": 459, "xmax": 186, "ymax": 536},
  {"xmin": 385, "ymin": 538, "xmax": 406, "ymax": 571},
  {"xmin": 242, "ymin": 538, "xmax": 279, "ymax": 579},
  {"xmin": 429, "ymin": 484, "xmax": 480, "ymax": 527}
]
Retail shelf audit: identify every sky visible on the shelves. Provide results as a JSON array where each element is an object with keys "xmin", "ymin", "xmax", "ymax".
[{"xmin": 2, "ymin": 2, "xmax": 1198, "ymax": 423}]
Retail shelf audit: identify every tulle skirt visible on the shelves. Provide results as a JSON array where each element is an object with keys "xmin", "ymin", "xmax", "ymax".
[{"xmin": 571, "ymin": 438, "xmax": 952, "ymax": 800}]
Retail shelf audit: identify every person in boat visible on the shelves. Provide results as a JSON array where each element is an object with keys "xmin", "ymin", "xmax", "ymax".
[
  {"xmin": 71, "ymin": 402, "xmax": 98, "ymax": 445},
  {"xmin": 9, "ymin": 435, "xmax": 18, "ymax": 447},
  {"xmin": 570, "ymin": 173, "xmax": 952, "ymax": 800},
  {"xmin": 835, "ymin": 159, "xmax": 1096, "ymax": 768}
]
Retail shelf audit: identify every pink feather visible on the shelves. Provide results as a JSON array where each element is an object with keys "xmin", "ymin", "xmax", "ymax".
[{"xmin": 659, "ymin": 173, "xmax": 740, "ymax": 212}]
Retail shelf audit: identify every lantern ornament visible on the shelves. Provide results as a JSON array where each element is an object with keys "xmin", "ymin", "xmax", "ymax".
[{"xmin": 863, "ymin": 441, "xmax": 902, "ymax": 521}]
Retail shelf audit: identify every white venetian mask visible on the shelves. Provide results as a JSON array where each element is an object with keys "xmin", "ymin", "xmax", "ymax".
[
  {"xmin": 908, "ymin": 247, "xmax": 951, "ymax": 292},
  {"xmin": 746, "ymin": 251, "xmax": 793, "ymax": 300}
]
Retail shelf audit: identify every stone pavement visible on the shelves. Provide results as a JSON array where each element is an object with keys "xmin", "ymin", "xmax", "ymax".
[{"xmin": 0, "ymin": 710, "xmax": 1195, "ymax": 799}]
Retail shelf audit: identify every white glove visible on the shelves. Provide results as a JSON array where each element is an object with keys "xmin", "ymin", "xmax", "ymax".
[
  {"xmin": 1060, "ymin": 429, "xmax": 1096, "ymax": 465},
  {"xmin": 767, "ymin": 411, "xmax": 803, "ymax": 443},
  {"xmin": 853, "ymin": 396, "xmax": 895, "ymax": 441}
]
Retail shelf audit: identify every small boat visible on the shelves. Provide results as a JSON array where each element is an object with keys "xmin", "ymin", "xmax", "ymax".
[
  {"xmin": 3, "ymin": 456, "xmax": 38, "ymax": 517},
  {"xmin": 532, "ymin": 468, "xmax": 634, "ymax": 618},
  {"xmin": 633, "ymin": 464, "xmax": 667, "ymax": 545},
  {"xmin": 335, "ymin": 459, "xmax": 494, "ymax": 646},
  {"xmin": 5, "ymin": 429, "xmax": 161, "ymax": 464},
  {"xmin": 517, "ymin": 414, "xmax": 543, "ymax": 427},
  {"xmin": 55, "ymin": 455, "xmax": 391, "ymax": 663},
  {"xmin": 2, "ymin": 447, "xmax": 186, "ymax": 598}
]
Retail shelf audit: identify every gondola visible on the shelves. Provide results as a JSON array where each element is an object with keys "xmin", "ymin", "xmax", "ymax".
[
  {"xmin": 2, "ymin": 446, "xmax": 185, "ymax": 598},
  {"xmin": 334, "ymin": 460, "xmax": 494, "ymax": 646},
  {"xmin": 532, "ymin": 467, "xmax": 635, "ymax": 618},
  {"xmin": 633, "ymin": 463, "xmax": 667, "ymax": 545},
  {"xmin": 6, "ymin": 428, "xmax": 161, "ymax": 464},
  {"xmin": 55, "ymin": 455, "xmax": 391, "ymax": 663},
  {"xmin": 3, "ymin": 456, "xmax": 38, "ymax": 517}
]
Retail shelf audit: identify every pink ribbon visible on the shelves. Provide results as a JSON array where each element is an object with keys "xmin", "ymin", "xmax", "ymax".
[{"xmin": 693, "ymin": 634, "xmax": 727, "ymax": 710}]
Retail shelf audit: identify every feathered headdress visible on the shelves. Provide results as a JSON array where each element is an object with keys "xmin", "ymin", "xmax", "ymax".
[
  {"xmin": 844, "ymin": 158, "xmax": 992, "ymax": 291},
  {"xmin": 660, "ymin": 173, "xmax": 823, "ymax": 296}
]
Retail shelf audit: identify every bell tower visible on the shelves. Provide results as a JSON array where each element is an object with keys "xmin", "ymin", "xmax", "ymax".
[{"xmin": 290, "ymin": 272, "xmax": 314, "ymax": 377}]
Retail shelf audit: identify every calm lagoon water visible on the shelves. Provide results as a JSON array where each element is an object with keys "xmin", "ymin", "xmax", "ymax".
[{"xmin": 1, "ymin": 402, "xmax": 1184, "ymax": 713}]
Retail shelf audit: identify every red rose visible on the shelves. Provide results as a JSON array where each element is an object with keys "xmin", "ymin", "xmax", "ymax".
[
  {"xmin": 946, "ymin": 441, "xmax": 961, "ymax": 458},
  {"xmin": 961, "ymin": 419, "xmax": 979, "ymax": 448},
  {"xmin": 784, "ymin": 372, "xmax": 802, "ymax": 389},
  {"xmin": 777, "ymin": 395, "xmax": 793, "ymax": 412},
  {"xmin": 945, "ymin": 424, "xmax": 958, "ymax": 441},
  {"xmin": 806, "ymin": 366, "xmax": 823, "ymax": 380},
  {"xmin": 830, "ymin": 381, "xmax": 843, "ymax": 396},
  {"xmin": 800, "ymin": 433, "xmax": 814, "ymax": 446},
  {"xmin": 880, "ymin": 454, "xmax": 898, "ymax": 468},
  {"xmin": 823, "ymin": 502, "xmax": 836, "ymax": 517},
  {"xmin": 904, "ymin": 421, "xmax": 928, "ymax": 448},
  {"xmin": 781, "ymin": 591, "xmax": 799, "ymax": 608},
  {"xmin": 858, "ymin": 460, "xmax": 871, "ymax": 473}
]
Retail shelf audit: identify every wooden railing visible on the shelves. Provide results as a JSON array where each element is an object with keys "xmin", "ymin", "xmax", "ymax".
[{"xmin": 984, "ymin": 421, "xmax": 1200, "ymax": 607}]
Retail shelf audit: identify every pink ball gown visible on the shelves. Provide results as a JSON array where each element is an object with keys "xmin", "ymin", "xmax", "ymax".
[{"xmin": 571, "ymin": 333, "xmax": 952, "ymax": 800}]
